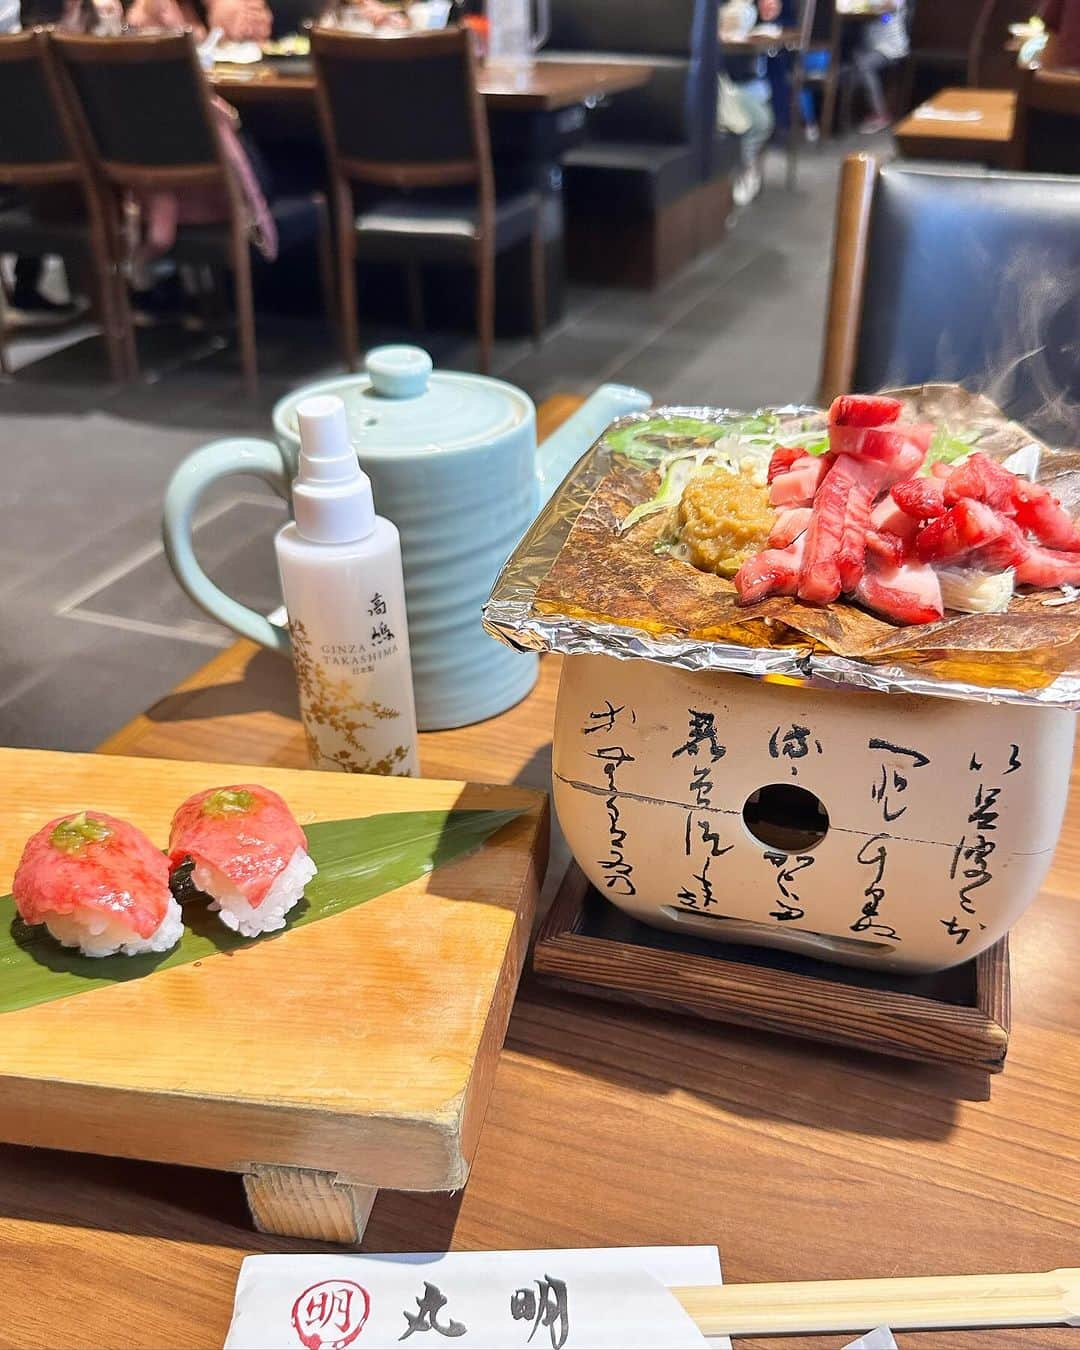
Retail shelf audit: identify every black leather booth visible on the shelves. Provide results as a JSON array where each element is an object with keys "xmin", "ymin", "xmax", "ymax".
[{"xmin": 549, "ymin": 0, "xmax": 741, "ymax": 287}]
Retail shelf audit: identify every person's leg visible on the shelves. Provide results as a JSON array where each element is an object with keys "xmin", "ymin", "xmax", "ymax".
[
  {"xmin": 738, "ymin": 78, "xmax": 775, "ymax": 167},
  {"xmin": 732, "ymin": 79, "xmax": 774, "ymax": 204},
  {"xmin": 853, "ymin": 48, "xmax": 890, "ymax": 129}
]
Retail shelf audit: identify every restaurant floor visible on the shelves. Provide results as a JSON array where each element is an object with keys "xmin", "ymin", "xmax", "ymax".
[{"xmin": 0, "ymin": 134, "xmax": 882, "ymax": 751}]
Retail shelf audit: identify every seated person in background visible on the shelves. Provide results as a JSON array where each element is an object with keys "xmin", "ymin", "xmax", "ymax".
[
  {"xmin": 1041, "ymin": 0, "xmax": 1080, "ymax": 68},
  {"xmin": 126, "ymin": 0, "xmax": 269, "ymax": 40},
  {"xmin": 203, "ymin": 0, "xmax": 271, "ymax": 39},
  {"xmin": 186, "ymin": 0, "xmax": 408, "ymax": 40},
  {"xmin": 851, "ymin": 0, "xmax": 909, "ymax": 135},
  {"xmin": 762, "ymin": 0, "xmax": 822, "ymax": 141},
  {"xmin": 327, "ymin": 0, "xmax": 409, "ymax": 26},
  {"xmin": 125, "ymin": 0, "xmax": 206, "ymax": 33},
  {"xmin": 719, "ymin": 0, "xmax": 780, "ymax": 206},
  {"xmin": 118, "ymin": 0, "xmax": 278, "ymax": 267}
]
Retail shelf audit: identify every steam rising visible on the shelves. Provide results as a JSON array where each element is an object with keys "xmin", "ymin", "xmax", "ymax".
[
  {"xmin": 912, "ymin": 239, "xmax": 1080, "ymax": 448},
  {"xmin": 980, "ymin": 246, "xmax": 1080, "ymax": 445}
]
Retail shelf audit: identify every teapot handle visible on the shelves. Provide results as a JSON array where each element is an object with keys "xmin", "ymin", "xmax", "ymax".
[
  {"xmin": 535, "ymin": 382, "xmax": 652, "ymax": 507},
  {"xmin": 162, "ymin": 437, "xmax": 293, "ymax": 655}
]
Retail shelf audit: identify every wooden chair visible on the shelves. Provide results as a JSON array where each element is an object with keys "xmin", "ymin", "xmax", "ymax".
[
  {"xmin": 900, "ymin": 0, "xmax": 980, "ymax": 111},
  {"xmin": 967, "ymin": 0, "xmax": 1032, "ymax": 88},
  {"xmin": 792, "ymin": 0, "xmax": 896, "ymax": 141},
  {"xmin": 50, "ymin": 30, "xmax": 336, "ymax": 395},
  {"xmin": 0, "ymin": 29, "xmax": 130, "ymax": 380},
  {"xmin": 1014, "ymin": 64, "xmax": 1080, "ymax": 173},
  {"xmin": 789, "ymin": 0, "xmax": 833, "ymax": 176},
  {"xmin": 310, "ymin": 25, "xmax": 544, "ymax": 374},
  {"xmin": 819, "ymin": 152, "xmax": 1080, "ymax": 444},
  {"xmin": 811, "ymin": 0, "xmax": 856, "ymax": 140}
]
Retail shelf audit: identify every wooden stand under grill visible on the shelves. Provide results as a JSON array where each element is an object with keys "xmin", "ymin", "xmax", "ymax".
[{"xmin": 535, "ymin": 864, "xmax": 1010, "ymax": 1075}]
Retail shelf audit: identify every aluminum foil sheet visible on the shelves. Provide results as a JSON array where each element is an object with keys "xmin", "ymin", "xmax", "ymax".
[{"xmin": 484, "ymin": 385, "xmax": 1080, "ymax": 709}]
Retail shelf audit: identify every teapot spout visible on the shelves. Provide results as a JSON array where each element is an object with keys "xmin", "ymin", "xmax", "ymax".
[{"xmin": 535, "ymin": 382, "xmax": 651, "ymax": 508}]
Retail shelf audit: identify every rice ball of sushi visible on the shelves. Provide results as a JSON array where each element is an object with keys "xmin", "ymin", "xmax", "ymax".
[
  {"xmin": 168, "ymin": 785, "xmax": 316, "ymax": 938},
  {"xmin": 13, "ymin": 811, "xmax": 183, "ymax": 958}
]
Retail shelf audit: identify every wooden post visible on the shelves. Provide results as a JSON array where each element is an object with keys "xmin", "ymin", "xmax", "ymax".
[
  {"xmin": 244, "ymin": 1165, "xmax": 379, "ymax": 1244},
  {"xmin": 817, "ymin": 151, "xmax": 878, "ymax": 406}
]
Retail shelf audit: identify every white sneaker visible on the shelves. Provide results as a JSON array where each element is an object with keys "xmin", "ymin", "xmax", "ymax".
[{"xmin": 733, "ymin": 164, "xmax": 762, "ymax": 208}]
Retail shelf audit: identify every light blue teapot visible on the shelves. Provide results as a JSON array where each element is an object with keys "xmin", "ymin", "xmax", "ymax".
[{"xmin": 163, "ymin": 345, "xmax": 650, "ymax": 729}]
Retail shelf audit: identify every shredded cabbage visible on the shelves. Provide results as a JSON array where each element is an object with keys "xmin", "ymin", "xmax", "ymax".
[
  {"xmin": 607, "ymin": 418, "xmax": 731, "ymax": 461},
  {"xmin": 618, "ymin": 443, "xmax": 772, "ymax": 534},
  {"xmin": 922, "ymin": 426, "xmax": 978, "ymax": 474},
  {"xmin": 620, "ymin": 456, "xmax": 698, "ymax": 531}
]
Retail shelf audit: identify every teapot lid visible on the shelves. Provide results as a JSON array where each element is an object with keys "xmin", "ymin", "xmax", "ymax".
[{"xmin": 295, "ymin": 345, "xmax": 533, "ymax": 457}]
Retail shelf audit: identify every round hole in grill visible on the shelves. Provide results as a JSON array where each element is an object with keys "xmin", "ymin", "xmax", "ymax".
[{"xmin": 742, "ymin": 782, "xmax": 829, "ymax": 853}]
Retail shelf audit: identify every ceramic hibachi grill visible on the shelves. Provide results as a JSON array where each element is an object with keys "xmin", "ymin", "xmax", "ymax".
[{"xmin": 485, "ymin": 389, "xmax": 1080, "ymax": 975}]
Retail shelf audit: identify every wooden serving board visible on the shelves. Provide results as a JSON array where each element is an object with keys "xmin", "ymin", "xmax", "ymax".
[{"xmin": 0, "ymin": 749, "xmax": 548, "ymax": 1242}]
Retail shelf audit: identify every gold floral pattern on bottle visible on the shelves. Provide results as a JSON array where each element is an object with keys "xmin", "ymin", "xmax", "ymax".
[{"xmin": 291, "ymin": 620, "xmax": 412, "ymax": 775}]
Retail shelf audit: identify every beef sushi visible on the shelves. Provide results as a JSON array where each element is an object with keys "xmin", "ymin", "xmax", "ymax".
[
  {"xmin": 13, "ymin": 811, "xmax": 183, "ymax": 958},
  {"xmin": 168, "ymin": 785, "xmax": 316, "ymax": 938}
]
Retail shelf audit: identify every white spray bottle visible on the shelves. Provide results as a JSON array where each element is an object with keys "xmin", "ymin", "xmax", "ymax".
[{"xmin": 275, "ymin": 394, "xmax": 420, "ymax": 776}]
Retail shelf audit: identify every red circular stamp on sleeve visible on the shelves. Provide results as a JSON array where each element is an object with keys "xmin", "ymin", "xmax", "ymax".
[{"xmin": 291, "ymin": 1280, "xmax": 371, "ymax": 1350}]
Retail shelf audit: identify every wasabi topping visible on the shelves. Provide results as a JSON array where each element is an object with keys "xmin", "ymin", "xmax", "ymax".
[
  {"xmin": 49, "ymin": 811, "xmax": 112, "ymax": 854},
  {"xmin": 202, "ymin": 787, "xmax": 255, "ymax": 817}
]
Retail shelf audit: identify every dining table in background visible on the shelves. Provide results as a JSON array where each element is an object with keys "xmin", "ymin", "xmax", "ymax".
[
  {"xmin": 893, "ymin": 86, "xmax": 1019, "ymax": 165},
  {"xmin": 212, "ymin": 57, "xmax": 654, "ymax": 330},
  {"xmin": 210, "ymin": 55, "xmax": 656, "ymax": 110},
  {"xmin": 3, "ymin": 394, "xmax": 1079, "ymax": 1349}
]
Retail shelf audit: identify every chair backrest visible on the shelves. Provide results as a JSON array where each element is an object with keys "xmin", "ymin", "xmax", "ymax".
[
  {"xmin": 908, "ymin": 0, "xmax": 980, "ymax": 56},
  {"xmin": 820, "ymin": 154, "xmax": 1080, "ymax": 446},
  {"xmin": 310, "ymin": 27, "xmax": 488, "ymax": 191},
  {"xmin": 967, "ymin": 0, "xmax": 1031, "ymax": 87},
  {"xmin": 0, "ymin": 29, "xmax": 82, "ymax": 183},
  {"xmin": 804, "ymin": 0, "xmax": 833, "ymax": 50},
  {"xmin": 50, "ymin": 31, "xmax": 225, "ymax": 188}
]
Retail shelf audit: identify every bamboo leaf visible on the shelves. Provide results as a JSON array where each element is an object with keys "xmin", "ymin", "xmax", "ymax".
[{"xmin": 0, "ymin": 809, "xmax": 523, "ymax": 1014}]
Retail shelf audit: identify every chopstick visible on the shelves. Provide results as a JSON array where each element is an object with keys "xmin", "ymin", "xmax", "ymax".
[{"xmin": 670, "ymin": 1269, "xmax": 1080, "ymax": 1337}]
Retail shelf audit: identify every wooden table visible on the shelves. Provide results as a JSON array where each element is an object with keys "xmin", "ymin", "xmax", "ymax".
[
  {"xmin": 210, "ymin": 55, "xmax": 654, "ymax": 111},
  {"xmin": 894, "ymin": 87, "xmax": 1019, "ymax": 166},
  {"xmin": 5, "ymin": 396, "xmax": 1080, "ymax": 1348},
  {"xmin": 720, "ymin": 26, "xmax": 802, "ymax": 56}
]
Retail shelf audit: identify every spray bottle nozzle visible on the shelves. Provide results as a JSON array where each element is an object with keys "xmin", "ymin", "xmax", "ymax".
[{"xmin": 294, "ymin": 394, "xmax": 376, "ymax": 544}]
